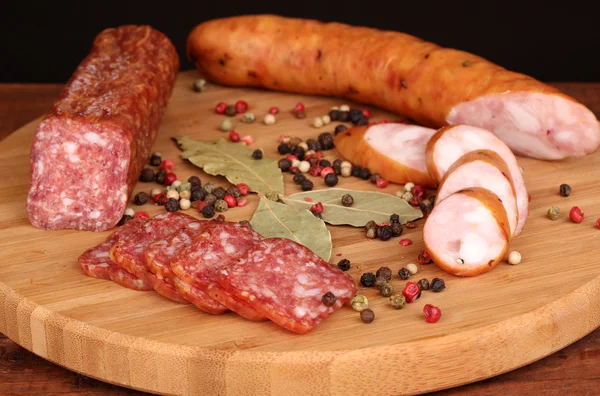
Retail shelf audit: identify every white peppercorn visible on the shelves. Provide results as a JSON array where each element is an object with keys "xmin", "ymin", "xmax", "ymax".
[
  {"xmin": 298, "ymin": 161, "xmax": 311, "ymax": 173},
  {"xmin": 166, "ymin": 190, "xmax": 179, "ymax": 200},
  {"xmin": 340, "ymin": 104, "xmax": 350, "ymax": 112},
  {"xmin": 312, "ymin": 117, "xmax": 324, "ymax": 128},
  {"xmin": 508, "ymin": 251, "xmax": 521, "ymax": 265},
  {"xmin": 220, "ymin": 118, "xmax": 233, "ymax": 132},
  {"xmin": 150, "ymin": 188, "xmax": 162, "ymax": 198},
  {"xmin": 341, "ymin": 166, "xmax": 352, "ymax": 177},
  {"xmin": 321, "ymin": 114, "xmax": 331, "ymax": 124},
  {"xmin": 124, "ymin": 208, "xmax": 135, "ymax": 217},
  {"xmin": 264, "ymin": 114, "xmax": 276, "ymax": 125},
  {"xmin": 179, "ymin": 190, "xmax": 191, "ymax": 200},
  {"xmin": 179, "ymin": 198, "xmax": 191, "ymax": 210},
  {"xmin": 298, "ymin": 142, "xmax": 309, "ymax": 151},
  {"xmin": 171, "ymin": 180, "xmax": 182, "ymax": 189},
  {"xmin": 404, "ymin": 182, "xmax": 415, "ymax": 192},
  {"xmin": 406, "ymin": 263, "xmax": 418, "ymax": 275}
]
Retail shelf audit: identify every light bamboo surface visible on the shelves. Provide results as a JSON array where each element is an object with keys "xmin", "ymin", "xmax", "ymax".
[{"xmin": 0, "ymin": 71, "xmax": 599, "ymax": 396}]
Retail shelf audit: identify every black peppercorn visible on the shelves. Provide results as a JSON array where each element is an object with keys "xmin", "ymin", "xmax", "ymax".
[
  {"xmin": 201, "ymin": 204, "xmax": 215, "ymax": 218},
  {"xmin": 338, "ymin": 110, "xmax": 350, "ymax": 122},
  {"xmin": 366, "ymin": 228, "xmax": 377, "ymax": 239},
  {"xmin": 324, "ymin": 173, "xmax": 338, "ymax": 187},
  {"xmin": 341, "ymin": 194, "xmax": 354, "ymax": 207},
  {"xmin": 334, "ymin": 124, "xmax": 348, "ymax": 135},
  {"xmin": 155, "ymin": 170, "xmax": 166, "ymax": 184},
  {"xmin": 360, "ymin": 308, "xmax": 375, "ymax": 323},
  {"xmin": 355, "ymin": 117, "xmax": 369, "ymax": 126},
  {"xmin": 328, "ymin": 109, "xmax": 340, "ymax": 121},
  {"xmin": 321, "ymin": 292, "xmax": 337, "ymax": 307},
  {"xmin": 337, "ymin": 259, "xmax": 350, "ymax": 271},
  {"xmin": 293, "ymin": 173, "xmax": 307, "ymax": 184},
  {"xmin": 559, "ymin": 183, "xmax": 571, "ymax": 197},
  {"xmin": 306, "ymin": 138, "xmax": 319, "ymax": 151},
  {"xmin": 375, "ymin": 266, "xmax": 392, "ymax": 282},
  {"xmin": 150, "ymin": 152, "xmax": 162, "ymax": 166},
  {"xmin": 359, "ymin": 167, "xmax": 371, "ymax": 180},
  {"xmin": 225, "ymin": 105, "xmax": 236, "ymax": 116},
  {"xmin": 360, "ymin": 272, "xmax": 376, "ymax": 287},
  {"xmin": 226, "ymin": 186, "xmax": 242, "ymax": 198},
  {"xmin": 419, "ymin": 199, "xmax": 434, "ymax": 216},
  {"xmin": 318, "ymin": 132, "xmax": 335, "ymax": 150},
  {"xmin": 139, "ymin": 168, "xmax": 155, "ymax": 182},
  {"xmin": 390, "ymin": 214, "xmax": 400, "ymax": 224},
  {"xmin": 278, "ymin": 158, "xmax": 292, "ymax": 172},
  {"xmin": 332, "ymin": 159, "xmax": 342, "ymax": 175},
  {"xmin": 398, "ymin": 267, "xmax": 411, "ymax": 280},
  {"xmin": 351, "ymin": 165, "xmax": 362, "ymax": 177},
  {"xmin": 117, "ymin": 214, "xmax": 133, "ymax": 226},
  {"xmin": 375, "ymin": 276, "xmax": 387, "ymax": 289},
  {"xmin": 417, "ymin": 278, "xmax": 430, "ymax": 291},
  {"xmin": 313, "ymin": 211, "xmax": 322, "ymax": 219},
  {"xmin": 309, "ymin": 157, "xmax": 319, "ymax": 167},
  {"xmin": 277, "ymin": 143, "xmax": 290, "ymax": 155},
  {"xmin": 365, "ymin": 220, "xmax": 378, "ymax": 231},
  {"xmin": 213, "ymin": 187, "xmax": 227, "ymax": 200},
  {"xmin": 300, "ymin": 179, "xmax": 314, "ymax": 191},
  {"xmin": 291, "ymin": 146, "xmax": 305, "ymax": 160},
  {"xmin": 369, "ymin": 173, "xmax": 379, "ymax": 184},
  {"xmin": 376, "ymin": 225, "xmax": 394, "ymax": 241},
  {"xmin": 188, "ymin": 176, "xmax": 201, "ymax": 188},
  {"xmin": 431, "ymin": 278, "xmax": 446, "ymax": 292},
  {"xmin": 165, "ymin": 198, "xmax": 180, "ymax": 212},
  {"xmin": 349, "ymin": 109, "xmax": 364, "ymax": 124},
  {"xmin": 134, "ymin": 192, "xmax": 149, "ymax": 206},
  {"xmin": 391, "ymin": 222, "xmax": 403, "ymax": 237},
  {"xmin": 190, "ymin": 188, "xmax": 207, "ymax": 202},
  {"xmin": 205, "ymin": 193, "xmax": 217, "ymax": 206},
  {"xmin": 252, "ymin": 149, "xmax": 264, "ymax": 159},
  {"xmin": 319, "ymin": 159, "xmax": 332, "ymax": 168}
]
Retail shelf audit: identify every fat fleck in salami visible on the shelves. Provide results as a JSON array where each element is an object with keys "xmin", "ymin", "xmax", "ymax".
[
  {"xmin": 170, "ymin": 222, "xmax": 266, "ymax": 321},
  {"xmin": 78, "ymin": 218, "xmax": 152, "ymax": 291},
  {"xmin": 217, "ymin": 238, "xmax": 357, "ymax": 334},
  {"xmin": 27, "ymin": 25, "xmax": 179, "ymax": 232},
  {"xmin": 110, "ymin": 212, "xmax": 196, "ymax": 303}
]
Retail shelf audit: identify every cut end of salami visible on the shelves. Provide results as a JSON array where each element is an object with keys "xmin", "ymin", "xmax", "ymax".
[
  {"xmin": 217, "ymin": 238, "xmax": 357, "ymax": 334},
  {"xmin": 173, "ymin": 277, "xmax": 228, "ymax": 315}
]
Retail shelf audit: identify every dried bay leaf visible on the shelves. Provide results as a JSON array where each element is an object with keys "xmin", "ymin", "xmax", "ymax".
[
  {"xmin": 173, "ymin": 136, "xmax": 284, "ymax": 196},
  {"xmin": 250, "ymin": 195, "xmax": 332, "ymax": 261},
  {"xmin": 281, "ymin": 188, "xmax": 422, "ymax": 227}
]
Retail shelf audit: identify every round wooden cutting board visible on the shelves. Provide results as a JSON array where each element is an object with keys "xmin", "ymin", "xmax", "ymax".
[{"xmin": 1, "ymin": 71, "xmax": 599, "ymax": 396}]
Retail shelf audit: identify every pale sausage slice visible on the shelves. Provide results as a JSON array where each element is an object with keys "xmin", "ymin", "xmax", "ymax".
[
  {"xmin": 334, "ymin": 123, "xmax": 438, "ymax": 187},
  {"xmin": 426, "ymin": 124, "xmax": 528, "ymax": 236},
  {"xmin": 423, "ymin": 187, "xmax": 511, "ymax": 277},
  {"xmin": 436, "ymin": 150, "xmax": 518, "ymax": 237}
]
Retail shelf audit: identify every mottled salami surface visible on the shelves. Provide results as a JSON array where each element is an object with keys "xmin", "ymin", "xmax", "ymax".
[
  {"xmin": 217, "ymin": 238, "xmax": 357, "ymax": 334},
  {"xmin": 78, "ymin": 218, "xmax": 152, "ymax": 291},
  {"xmin": 110, "ymin": 212, "xmax": 196, "ymax": 303},
  {"xmin": 27, "ymin": 25, "xmax": 179, "ymax": 232},
  {"xmin": 170, "ymin": 222, "xmax": 265, "ymax": 321},
  {"xmin": 173, "ymin": 277, "xmax": 228, "ymax": 315}
]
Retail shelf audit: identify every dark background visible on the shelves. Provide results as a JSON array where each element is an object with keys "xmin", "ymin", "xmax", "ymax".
[{"xmin": 2, "ymin": 1, "xmax": 599, "ymax": 83}]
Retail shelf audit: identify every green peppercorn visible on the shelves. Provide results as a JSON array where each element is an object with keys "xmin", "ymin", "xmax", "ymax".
[
  {"xmin": 293, "ymin": 173, "xmax": 307, "ymax": 184},
  {"xmin": 252, "ymin": 149, "xmax": 263, "ymax": 159},
  {"xmin": 360, "ymin": 308, "xmax": 375, "ymax": 323},
  {"xmin": 359, "ymin": 167, "xmax": 371, "ymax": 180},
  {"xmin": 203, "ymin": 183, "xmax": 215, "ymax": 194},
  {"xmin": 369, "ymin": 173, "xmax": 379, "ymax": 184},
  {"xmin": 325, "ymin": 173, "xmax": 338, "ymax": 187},
  {"xmin": 226, "ymin": 186, "xmax": 242, "ymax": 198},
  {"xmin": 351, "ymin": 294, "xmax": 368, "ymax": 311},
  {"xmin": 214, "ymin": 199, "xmax": 228, "ymax": 212},
  {"xmin": 300, "ymin": 179, "xmax": 314, "ymax": 191},
  {"xmin": 155, "ymin": 170, "xmax": 166, "ymax": 184},
  {"xmin": 341, "ymin": 194, "xmax": 354, "ymax": 207},
  {"xmin": 391, "ymin": 222, "xmax": 403, "ymax": 237},
  {"xmin": 220, "ymin": 119, "xmax": 233, "ymax": 132},
  {"xmin": 431, "ymin": 278, "xmax": 446, "ymax": 292},
  {"xmin": 390, "ymin": 214, "xmax": 400, "ymax": 223},
  {"xmin": 204, "ymin": 193, "xmax": 217, "ymax": 206},
  {"xmin": 242, "ymin": 112, "xmax": 256, "ymax": 123},
  {"xmin": 334, "ymin": 124, "xmax": 348, "ymax": 135},
  {"xmin": 321, "ymin": 292, "xmax": 337, "ymax": 307},
  {"xmin": 559, "ymin": 184, "xmax": 571, "ymax": 197},
  {"xmin": 375, "ymin": 266, "xmax": 392, "ymax": 282},
  {"xmin": 213, "ymin": 187, "xmax": 227, "ymax": 200},
  {"xmin": 278, "ymin": 158, "xmax": 292, "ymax": 172},
  {"xmin": 417, "ymin": 278, "xmax": 430, "ymax": 291},
  {"xmin": 150, "ymin": 152, "xmax": 162, "ymax": 166},
  {"xmin": 398, "ymin": 267, "xmax": 411, "ymax": 280},
  {"xmin": 366, "ymin": 227, "xmax": 377, "ymax": 239},
  {"xmin": 266, "ymin": 191, "xmax": 280, "ymax": 201},
  {"xmin": 190, "ymin": 188, "xmax": 206, "ymax": 202},
  {"xmin": 328, "ymin": 109, "xmax": 340, "ymax": 121},
  {"xmin": 337, "ymin": 258, "xmax": 350, "ymax": 271},
  {"xmin": 176, "ymin": 182, "xmax": 192, "ymax": 193},
  {"xmin": 390, "ymin": 294, "xmax": 406, "ymax": 310},
  {"xmin": 318, "ymin": 132, "xmax": 334, "ymax": 150},
  {"xmin": 547, "ymin": 206, "xmax": 560, "ymax": 220},
  {"xmin": 374, "ymin": 276, "xmax": 387, "ymax": 289},
  {"xmin": 225, "ymin": 105, "xmax": 237, "ymax": 117},
  {"xmin": 365, "ymin": 220, "xmax": 378, "ymax": 231},
  {"xmin": 139, "ymin": 168, "xmax": 155, "ymax": 182},
  {"xmin": 360, "ymin": 272, "xmax": 376, "ymax": 287},
  {"xmin": 239, "ymin": 220, "xmax": 252, "ymax": 227},
  {"xmin": 117, "ymin": 214, "xmax": 133, "ymax": 226},
  {"xmin": 201, "ymin": 204, "xmax": 215, "ymax": 218},
  {"xmin": 377, "ymin": 225, "xmax": 394, "ymax": 241},
  {"xmin": 188, "ymin": 176, "xmax": 201, "ymax": 188},
  {"xmin": 380, "ymin": 283, "xmax": 393, "ymax": 297},
  {"xmin": 134, "ymin": 192, "xmax": 149, "ymax": 205},
  {"xmin": 165, "ymin": 198, "xmax": 180, "ymax": 212}
]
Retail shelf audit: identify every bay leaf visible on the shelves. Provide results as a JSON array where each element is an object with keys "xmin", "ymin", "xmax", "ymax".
[
  {"xmin": 250, "ymin": 195, "xmax": 332, "ymax": 261},
  {"xmin": 173, "ymin": 136, "xmax": 284, "ymax": 196},
  {"xmin": 281, "ymin": 188, "xmax": 423, "ymax": 227}
]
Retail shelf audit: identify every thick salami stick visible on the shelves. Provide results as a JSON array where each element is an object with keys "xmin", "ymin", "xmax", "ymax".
[
  {"xmin": 187, "ymin": 15, "xmax": 599, "ymax": 160},
  {"xmin": 27, "ymin": 25, "xmax": 179, "ymax": 232}
]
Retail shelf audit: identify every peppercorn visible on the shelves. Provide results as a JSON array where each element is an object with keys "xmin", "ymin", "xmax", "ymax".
[
  {"xmin": 380, "ymin": 283, "xmax": 393, "ymax": 297},
  {"xmin": 295, "ymin": 110, "xmax": 306, "ymax": 119},
  {"xmin": 321, "ymin": 292, "xmax": 337, "ymax": 307},
  {"xmin": 508, "ymin": 251, "xmax": 522, "ymax": 265},
  {"xmin": 375, "ymin": 266, "xmax": 392, "ymax": 281},
  {"xmin": 164, "ymin": 198, "xmax": 179, "ymax": 212},
  {"xmin": 349, "ymin": 165, "xmax": 360, "ymax": 178},
  {"xmin": 139, "ymin": 168, "xmax": 155, "ymax": 182},
  {"xmin": 211, "ymin": 198, "xmax": 227, "ymax": 213},
  {"xmin": 402, "ymin": 282, "xmax": 422, "ymax": 303},
  {"xmin": 252, "ymin": 149, "xmax": 264, "ymax": 159},
  {"xmin": 164, "ymin": 172, "xmax": 177, "ymax": 186},
  {"xmin": 351, "ymin": 294, "xmax": 368, "ymax": 312},
  {"xmin": 318, "ymin": 132, "xmax": 334, "ymax": 150},
  {"xmin": 570, "ymin": 206, "xmax": 584, "ymax": 223},
  {"xmin": 176, "ymin": 182, "xmax": 191, "ymax": 193},
  {"xmin": 124, "ymin": 208, "xmax": 135, "ymax": 217},
  {"xmin": 406, "ymin": 263, "xmax": 418, "ymax": 275},
  {"xmin": 398, "ymin": 267, "xmax": 411, "ymax": 280},
  {"xmin": 300, "ymin": 179, "xmax": 314, "ymax": 191},
  {"xmin": 359, "ymin": 167, "xmax": 371, "ymax": 180},
  {"xmin": 376, "ymin": 225, "xmax": 394, "ymax": 241},
  {"xmin": 559, "ymin": 183, "xmax": 571, "ymax": 197},
  {"xmin": 341, "ymin": 194, "xmax": 354, "ymax": 207},
  {"xmin": 224, "ymin": 105, "xmax": 236, "ymax": 117},
  {"xmin": 150, "ymin": 152, "xmax": 162, "ymax": 166},
  {"xmin": 226, "ymin": 186, "xmax": 242, "ymax": 199},
  {"xmin": 317, "ymin": 159, "xmax": 330, "ymax": 168},
  {"xmin": 349, "ymin": 109, "xmax": 364, "ymax": 123},
  {"xmin": 204, "ymin": 193, "xmax": 217, "ymax": 206},
  {"xmin": 160, "ymin": 159, "xmax": 175, "ymax": 172},
  {"xmin": 278, "ymin": 143, "xmax": 290, "ymax": 154},
  {"xmin": 278, "ymin": 158, "xmax": 292, "ymax": 172},
  {"xmin": 117, "ymin": 214, "xmax": 133, "ymax": 226},
  {"xmin": 293, "ymin": 173, "xmax": 306, "ymax": 185},
  {"xmin": 266, "ymin": 191, "xmax": 280, "ymax": 202},
  {"xmin": 312, "ymin": 117, "xmax": 324, "ymax": 128},
  {"xmin": 417, "ymin": 251, "xmax": 432, "ymax": 264},
  {"xmin": 360, "ymin": 308, "xmax": 375, "ymax": 323},
  {"xmin": 187, "ymin": 176, "xmax": 201, "ymax": 188},
  {"xmin": 201, "ymin": 204, "xmax": 215, "ymax": 218},
  {"xmin": 360, "ymin": 272, "xmax": 376, "ymax": 287},
  {"xmin": 338, "ymin": 110, "xmax": 350, "ymax": 122},
  {"xmin": 334, "ymin": 124, "xmax": 348, "ymax": 135},
  {"xmin": 212, "ymin": 187, "xmax": 226, "ymax": 200},
  {"xmin": 291, "ymin": 146, "xmax": 305, "ymax": 160},
  {"xmin": 179, "ymin": 198, "xmax": 191, "ymax": 210},
  {"xmin": 192, "ymin": 78, "xmax": 207, "ymax": 92},
  {"xmin": 310, "ymin": 202, "xmax": 324, "ymax": 214},
  {"xmin": 374, "ymin": 276, "xmax": 387, "ymax": 289},
  {"xmin": 324, "ymin": 173, "xmax": 338, "ymax": 187},
  {"xmin": 220, "ymin": 119, "xmax": 233, "ymax": 132},
  {"xmin": 417, "ymin": 278, "xmax": 430, "ymax": 291},
  {"xmin": 134, "ymin": 192, "xmax": 149, "ymax": 205},
  {"xmin": 431, "ymin": 278, "xmax": 446, "ymax": 292},
  {"xmin": 154, "ymin": 193, "xmax": 167, "ymax": 205},
  {"xmin": 313, "ymin": 212, "xmax": 323, "ymax": 219},
  {"xmin": 420, "ymin": 199, "xmax": 434, "ymax": 216},
  {"xmin": 390, "ymin": 222, "xmax": 403, "ymax": 237},
  {"xmin": 390, "ymin": 294, "xmax": 406, "ymax": 310},
  {"xmin": 547, "ymin": 206, "xmax": 560, "ymax": 220},
  {"xmin": 337, "ymin": 258, "xmax": 351, "ymax": 271},
  {"xmin": 155, "ymin": 170, "xmax": 166, "ymax": 184},
  {"xmin": 190, "ymin": 188, "xmax": 206, "ymax": 202},
  {"xmin": 328, "ymin": 109, "xmax": 340, "ymax": 121},
  {"xmin": 304, "ymin": 138, "xmax": 317, "ymax": 151},
  {"xmin": 171, "ymin": 180, "xmax": 183, "ymax": 190},
  {"xmin": 356, "ymin": 117, "xmax": 369, "ymax": 126},
  {"xmin": 239, "ymin": 220, "xmax": 252, "ymax": 227},
  {"xmin": 215, "ymin": 214, "xmax": 226, "ymax": 222},
  {"xmin": 365, "ymin": 220, "xmax": 377, "ymax": 231},
  {"xmin": 369, "ymin": 173, "xmax": 379, "ymax": 184},
  {"xmin": 332, "ymin": 159, "xmax": 342, "ymax": 175},
  {"xmin": 400, "ymin": 191, "xmax": 413, "ymax": 202}
]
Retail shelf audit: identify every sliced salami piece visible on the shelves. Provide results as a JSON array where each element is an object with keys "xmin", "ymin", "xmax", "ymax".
[
  {"xmin": 423, "ymin": 187, "xmax": 511, "ymax": 277},
  {"xmin": 426, "ymin": 124, "xmax": 529, "ymax": 236},
  {"xmin": 79, "ymin": 218, "xmax": 152, "ymax": 291},
  {"xmin": 173, "ymin": 277, "xmax": 228, "ymax": 315},
  {"xmin": 217, "ymin": 238, "xmax": 357, "ymax": 334},
  {"xmin": 110, "ymin": 212, "xmax": 197, "ymax": 303},
  {"xmin": 170, "ymin": 222, "xmax": 266, "ymax": 321},
  {"xmin": 334, "ymin": 123, "xmax": 438, "ymax": 187},
  {"xmin": 436, "ymin": 150, "xmax": 519, "ymax": 237}
]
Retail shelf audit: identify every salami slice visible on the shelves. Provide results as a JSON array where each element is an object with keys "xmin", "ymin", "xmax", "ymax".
[
  {"xmin": 110, "ymin": 212, "xmax": 197, "ymax": 303},
  {"xmin": 173, "ymin": 277, "xmax": 228, "ymax": 315},
  {"xmin": 217, "ymin": 238, "xmax": 357, "ymax": 334},
  {"xmin": 78, "ymin": 218, "xmax": 152, "ymax": 291},
  {"xmin": 170, "ymin": 222, "xmax": 266, "ymax": 321}
]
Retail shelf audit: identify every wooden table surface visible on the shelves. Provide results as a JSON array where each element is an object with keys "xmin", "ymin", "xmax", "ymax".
[{"xmin": 1, "ymin": 82, "xmax": 599, "ymax": 396}]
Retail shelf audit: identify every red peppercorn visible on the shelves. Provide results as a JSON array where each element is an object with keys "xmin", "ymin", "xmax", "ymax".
[
  {"xmin": 320, "ymin": 167, "xmax": 334, "ymax": 178},
  {"xmin": 134, "ymin": 211, "xmax": 149, "ymax": 219},
  {"xmin": 310, "ymin": 165, "xmax": 323, "ymax": 177},
  {"xmin": 269, "ymin": 106, "xmax": 279, "ymax": 115},
  {"xmin": 596, "ymin": 218, "xmax": 600, "ymax": 229},
  {"xmin": 423, "ymin": 304, "xmax": 442, "ymax": 323},
  {"xmin": 361, "ymin": 108, "xmax": 372, "ymax": 118},
  {"xmin": 412, "ymin": 185, "xmax": 425, "ymax": 199},
  {"xmin": 570, "ymin": 206, "xmax": 584, "ymax": 223},
  {"xmin": 310, "ymin": 202, "xmax": 324, "ymax": 214},
  {"xmin": 237, "ymin": 197, "xmax": 248, "ymax": 207},
  {"xmin": 160, "ymin": 159, "xmax": 175, "ymax": 172},
  {"xmin": 240, "ymin": 135, "xmax": 253, "ymax": 145},
  {"xmin": 229, "ymin": 130, "xmax": 240, "ymax": 142},
  {"xmin": 195, "ymin": 201, "xmax": 208, "ymax": 212},
  {"xmin": 153, "ymin": 193, "xmax": 167, "ymax": 205},
  {"xmin": 289, "ymin": 166, "xmax": 298, "ymax": 174},
  {"xmin": 376, "ymin": 177, "xmax": 389, "ymax": 188},
  {"xmin": 294, "ymin": 102, "xmax": 305, "ymax": 113},
  {"xmin": 235, "ymin": 100, "xmax": 248, "ymax": 114},
  {"xmin": 215, "ymin": 102, "xmax": 227, "ymax": 114},
  {"xmin": 215, "ymin": 214, "xmax": 226, "ymax": 221},
  {"xmin": 236, "ymin": 183, "xmax": 250, "ymax": 196},
  {"xmin": 417, "ymin": 250, "xmax": 432, "ymax": 264},
  {"xmin": 410, "ymin": 198, "xmax": 422, "ymax": 206},
  {"xmin": 315, "ymin": 151, "xmax": 323, "ymax": 161},
  {"xmin": 399, "ymin": 239, "xmax": 412, "ymax": 246},
  {"xmin": 164, "ymin": 172, "xmax": 177, "ymax": 186},
  {"xmin": 287, "ymin": 155, "xmax": 299, "ymax": 161},
  {"xmin": 224, "ymin": 195, "xmax": 237, "ymax": 207},
  {"xmin": 402, "ymin": 282, "xmax": 421, "ymax": 303}
]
